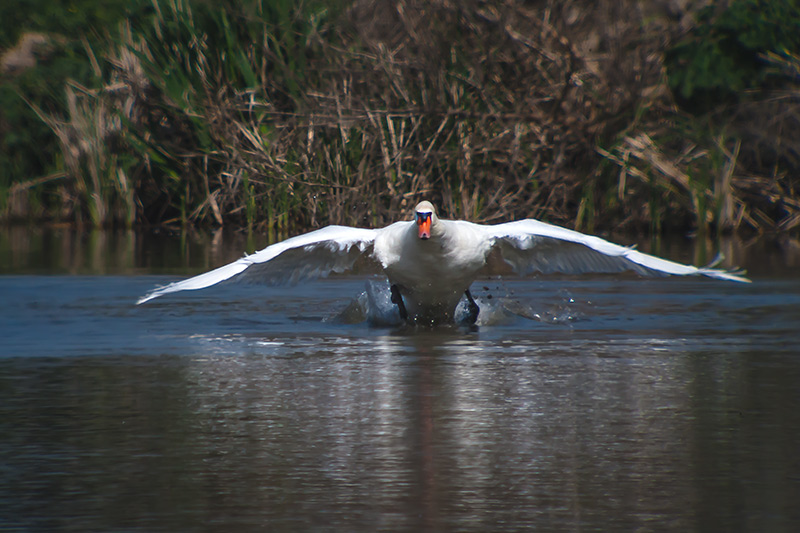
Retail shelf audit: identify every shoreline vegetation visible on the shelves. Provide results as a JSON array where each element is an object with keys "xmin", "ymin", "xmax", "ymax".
[{"xmin": 1, "ymin": 0, "xmax": 799, "ymax": 238}]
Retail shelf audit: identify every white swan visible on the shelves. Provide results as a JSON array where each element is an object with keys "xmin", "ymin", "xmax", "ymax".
[{"xmin": 137, "ymin": 201, "xmax": 749, "ymax": 324}]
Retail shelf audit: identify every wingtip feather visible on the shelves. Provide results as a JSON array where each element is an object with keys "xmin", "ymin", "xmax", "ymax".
[
  {"xmin": 136, "ymin": 285, "xmax": 170, "ymax": 305},
  {"xmin": 701, "ymin": 268, "xmax": 751, "ymax": 283},
  {"xmin": 136, "ymin": 293, "xmax": 157, "ymax": 305}
]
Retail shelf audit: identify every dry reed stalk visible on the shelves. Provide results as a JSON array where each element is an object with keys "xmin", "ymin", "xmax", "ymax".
[{"xmin": 22, "ymin": 0, "xmax": 796, "ymax": 234}]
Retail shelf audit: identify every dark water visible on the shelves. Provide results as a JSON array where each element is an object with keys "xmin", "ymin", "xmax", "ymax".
[{"xmin": 1, "ymin": 228, "xmax": 799, "ymax": 531}]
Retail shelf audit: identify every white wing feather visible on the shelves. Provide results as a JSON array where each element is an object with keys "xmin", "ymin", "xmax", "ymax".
[
  {"xmin": 484, "ymin": 219, "xmax": 749, "ymax": 282},
  {"xmin": 137, "ymin": 225, "xmax": 378, "ymax": 304}
]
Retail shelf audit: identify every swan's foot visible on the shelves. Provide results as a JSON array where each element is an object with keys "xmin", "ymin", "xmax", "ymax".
[
  {"xmin": 390, "ymin": 284, "xmax": 408, "ymax": 321},
  {"xmin": 464, "ymin": 289, "xmax": 480, "ymax": 325}
]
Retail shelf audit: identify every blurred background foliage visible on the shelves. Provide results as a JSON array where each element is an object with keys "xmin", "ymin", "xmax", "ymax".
[
  {"xmin": 665, "ymin": 0, "xmax": 800, "ymax": 107},
  {"xmin": 1, "ymin": 0, "xmax": 798, "ymax": 235},
  {"xmin": 0, "ymin": 0, "xmax": 150, "ymax": 218}
]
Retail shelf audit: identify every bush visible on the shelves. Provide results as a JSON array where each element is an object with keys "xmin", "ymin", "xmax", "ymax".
[
  {"xmin": 0, "ymin": 0, "xmax": 149, "ymax": 220},
  {"xmin": 665, "ymin": 0, "xmax": 800, "ymax": 110}
]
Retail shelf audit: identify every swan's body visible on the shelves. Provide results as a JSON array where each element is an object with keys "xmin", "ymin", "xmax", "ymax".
[{"xmin": 138, "ymin": 201, "xmax": 749, "ymax": 324}]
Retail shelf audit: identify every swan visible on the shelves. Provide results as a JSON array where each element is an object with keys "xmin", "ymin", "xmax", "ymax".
[{"xmin": 137, "ymin": 200, "xmax": 749, "ymax": 325}]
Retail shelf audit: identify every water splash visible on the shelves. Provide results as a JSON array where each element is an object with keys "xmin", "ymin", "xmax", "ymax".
[{"xmin": 329, "ymin": 279, "xmax": 585, "ymax": 327}]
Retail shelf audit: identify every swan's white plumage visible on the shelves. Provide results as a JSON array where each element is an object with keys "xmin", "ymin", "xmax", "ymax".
[
  {"xmin": 482, "ymin": 218, "xmax": 747, "ymax": 282},
  {"xmin": 137, "ymin": 201, "xmax": 749, "ymax": 318},
  {"xmin": 136, "ymin": 225, "xmax": 378, "ymax": 304}
]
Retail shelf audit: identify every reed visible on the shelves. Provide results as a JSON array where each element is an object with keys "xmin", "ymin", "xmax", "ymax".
[{"xmin": 3, "ymin": 0, "xmax": 798, "ymax": 234}]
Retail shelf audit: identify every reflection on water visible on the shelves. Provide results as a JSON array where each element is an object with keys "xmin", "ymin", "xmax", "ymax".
[
  {"xmin": 1, "ymin": 227, "xmax": 799, "ymax": 530},
  {"xmin": 0, "ymin": 226, "xmax": 269, "ymax": 275},
  {"xmin": 2, "ymin": 224, "xmax": 800, "ymax": 277}
]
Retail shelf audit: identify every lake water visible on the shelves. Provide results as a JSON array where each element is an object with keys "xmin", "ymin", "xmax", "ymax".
[{"xmin": 1, "ymin": 227, "xmax": 799, "ymax": 531}]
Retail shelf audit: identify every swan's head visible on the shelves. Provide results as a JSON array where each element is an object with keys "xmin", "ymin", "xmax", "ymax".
[{"xmin": 414, "ymin": 201, "xmax": 437, "ymax": 240}]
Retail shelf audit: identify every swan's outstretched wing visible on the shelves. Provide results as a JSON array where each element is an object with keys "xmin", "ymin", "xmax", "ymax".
[
  {"xmin": 483, "ymin": 219, "xmax": 749, "ymax": 282},
  {"xmin": 137, "ymin": 225, "xmax": 378, "ymax": 304}
]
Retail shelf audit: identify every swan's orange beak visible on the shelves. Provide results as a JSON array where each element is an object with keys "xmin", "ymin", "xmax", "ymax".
[{"xmin": 416, "ymin": 212, "xmax": 432, "ymax": 240}]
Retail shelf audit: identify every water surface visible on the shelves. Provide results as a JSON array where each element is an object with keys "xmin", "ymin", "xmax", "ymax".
[{"xmin": 1, "ymin": 228, "xmax": 799, "ymax": 531}]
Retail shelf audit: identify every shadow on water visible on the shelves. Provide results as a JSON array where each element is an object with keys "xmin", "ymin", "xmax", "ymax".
[{"xmin": 1, "ymin": 226, "xmax": 800, "ymax": 530}]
